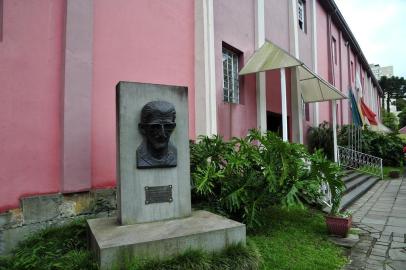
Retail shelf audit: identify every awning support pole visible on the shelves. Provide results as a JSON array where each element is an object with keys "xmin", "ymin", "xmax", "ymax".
[
  {"xmin": 332, "ymin": 100, "xmax": 338, "ymax": 162},
  {"xmin": 281, "ymin": 67, "xmax": 288, "ymax": 142}
]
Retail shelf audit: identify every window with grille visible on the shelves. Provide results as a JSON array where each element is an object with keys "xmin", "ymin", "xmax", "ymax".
[
  {"xmin": 298, "ymin": 0, "xmax": 306, "ymax": 32},
  {"xmin": 222, "ymin": 47, "xmax": 240, "ymax": 103},
  {"xmin": 332, "ymin": 37, "xmax": 337, "ymax": 65}
]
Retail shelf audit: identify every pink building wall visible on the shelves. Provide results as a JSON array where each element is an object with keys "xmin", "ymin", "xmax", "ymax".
[
  {"xmin": 0, "ymin": 0, "xmax": 65, "ymax": 211},
  {"xmin": 0, "ymin": 0, "xmax": 195, "ymax": 211},
  {"xmin": 91, "ymin": 0, "xmax": 195, "ymax": 188},
  {"xmin": 0, "ymin": 0, "xmax": 382, "ymax": 213},
  {"xmin": 316, "ymin": 2, "xmax": 331, "ymax": 124},
  {"xmin": 297, "ymin": 0, "xmax": 313, "ymax": 68},
  {"xmin": 265, "ymin": 0, "xmax": 290, "ymax": 50},
  {"xmin": 214, "ymin": 0, "xmax": 257, "ymax": 139}
]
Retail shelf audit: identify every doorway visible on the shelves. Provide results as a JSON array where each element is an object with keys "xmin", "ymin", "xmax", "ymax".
[{"xmin": 267, "ymin": 111, "xmax": 289, "ymax": 139}]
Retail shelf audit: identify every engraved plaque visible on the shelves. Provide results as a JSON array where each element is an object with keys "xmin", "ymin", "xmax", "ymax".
[{"xmin": 145, "ymin": 185, "xmax": 173, "ymax": 204}]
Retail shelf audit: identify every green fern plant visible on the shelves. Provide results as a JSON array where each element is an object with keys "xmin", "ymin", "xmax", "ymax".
[{"xmin": 191, "ymin": 130, "xmax": 341, "ymax": 229}]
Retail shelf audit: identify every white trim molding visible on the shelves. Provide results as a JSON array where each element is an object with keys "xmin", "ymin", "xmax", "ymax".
[
  {"xmin": 195, "ymin": 0, "xmax": 217, "ymax": 136},
  {"xmin": 255, "ymin": 0, "xmax": 267, "ymax": 133}
]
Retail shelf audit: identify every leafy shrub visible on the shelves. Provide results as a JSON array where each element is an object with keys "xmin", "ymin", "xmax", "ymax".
[
  {"xmin": 191, "ymin": 129, "xmax": 343, "ymax": 229},
  {"xmin": 382, "ymin": 110, "xmax": 398, "ymax": 131},
  {"xmin": 307, "ymin": 122, "xmax": 334, "ymax": 160}
]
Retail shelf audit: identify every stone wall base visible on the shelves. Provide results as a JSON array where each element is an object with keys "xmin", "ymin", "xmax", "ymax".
[{"xmin": 0, "ymin": 188, "xmax": 116, "ymax": 255}]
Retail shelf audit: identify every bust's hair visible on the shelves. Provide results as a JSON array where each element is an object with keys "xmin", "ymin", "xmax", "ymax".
[{"xmin": 140, "ymin": 101, "xmax": 176, "ymax": 124}]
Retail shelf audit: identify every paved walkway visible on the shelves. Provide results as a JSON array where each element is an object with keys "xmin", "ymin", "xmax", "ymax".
[{"xmin": 344, "ymin": 177, "xmax": 406, "ymax": 270}]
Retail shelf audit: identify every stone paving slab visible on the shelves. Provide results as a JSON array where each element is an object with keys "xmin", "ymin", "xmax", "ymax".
[{"xmin": 343, "ymin": 177, "xmax": 406, "ymax": 270}]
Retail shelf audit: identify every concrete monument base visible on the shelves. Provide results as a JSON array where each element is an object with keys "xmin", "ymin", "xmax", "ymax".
[{"xmin": 88, "ymin": 210, "xmax": 246, "ymax": 270}]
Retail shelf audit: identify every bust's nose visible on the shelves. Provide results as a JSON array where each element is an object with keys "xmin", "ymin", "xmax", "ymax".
[{"xmin": 156, "ymin": 125, "xmax": 168, "ymax": 138}]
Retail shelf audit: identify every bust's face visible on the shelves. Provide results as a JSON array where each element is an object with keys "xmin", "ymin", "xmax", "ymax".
[{"xmin": 141, "ymin": 114, "xmax": 176, "ymax": 151}]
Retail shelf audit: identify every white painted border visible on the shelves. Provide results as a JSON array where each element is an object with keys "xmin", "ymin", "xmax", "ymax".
[
  {"xmin": 62, "ymin": 0, "xmax": 93, "ymax": 192},
  {"xmin": 195, "ymin": 0, "xmax": 217, "ymax": 136}
]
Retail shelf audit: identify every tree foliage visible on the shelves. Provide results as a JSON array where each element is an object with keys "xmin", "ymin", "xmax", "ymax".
[
  {"xmin": 379, "ymin": 76, "xmax": 406, "ymax": 113},
  {"xmin": 394, "ymin": 98, "xmax": 406, "ymax": 111},
  {"xmin": 398, "ymin": 108, "xmax": 406, "ymax": 129}
]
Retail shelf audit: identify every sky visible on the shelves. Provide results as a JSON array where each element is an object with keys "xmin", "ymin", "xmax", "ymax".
[{"xmin": 335, "ymin": 0, "xmax": 406, "ymax": 78}]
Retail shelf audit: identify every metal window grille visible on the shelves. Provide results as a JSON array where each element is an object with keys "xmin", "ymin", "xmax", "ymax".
[{"xmin": 222, "ymin": 48, "xmax": 239, "ymax": 104}]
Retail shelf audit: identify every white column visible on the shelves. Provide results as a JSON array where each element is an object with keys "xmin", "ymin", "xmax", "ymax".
[
  {"xmin": 195, "ymin": 0, "xmax": 217, "ymax": 136},
  {"xmin": 311, "ymin": 0, "xmax": 319, "ymax": 126},
  {"xmin": 288, "ymin": 0, "xmax": 303, "ymax": 143},
  {"xmin": 281, "ymin": 68, "xmax": 288, "ymax": 142},
  {"xmin": 255, "ymin": 0, "xmax": 267, "ymax": 133},
  {"xmin": 332, "ymin": 100, "xmax": 338, "ymax": 162}
]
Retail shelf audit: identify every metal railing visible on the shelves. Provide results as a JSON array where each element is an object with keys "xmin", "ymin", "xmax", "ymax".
[{"xmin": 338, "ymin": 146, "xmax": 383, "ymax": 179}]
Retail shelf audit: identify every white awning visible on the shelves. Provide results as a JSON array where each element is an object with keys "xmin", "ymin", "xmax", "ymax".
[
  {"xmin": 298, "ymin": 65, "xmax": 347, "ymax": 103},
  {"xmin": 239, "ymin": 41, "xmax": 301, "ymax": 75},
  {"xmin": 239, "ymin": 40, "xmax": 347, "ymax": 103}
]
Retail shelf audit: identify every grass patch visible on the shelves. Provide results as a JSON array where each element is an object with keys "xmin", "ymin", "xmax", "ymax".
[
  {"xmin": 121, "ymin": 243, "xmax": 261, "ymax": 270},
  {"xmin": 0, "ymin": 207, "xmax": 347, "ymax": 270},
  {"xmin": 0, "ymin": 219, "xmax": 98, "ymax": 270},
  {"xmin": 250, "ymin": 207, "xmax": 347, "ymax": 270}
]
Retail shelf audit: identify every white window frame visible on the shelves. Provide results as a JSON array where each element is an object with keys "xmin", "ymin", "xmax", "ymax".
[{"xmin": 222, "ymin": 47, "xmax": 240, "ymax": 104}]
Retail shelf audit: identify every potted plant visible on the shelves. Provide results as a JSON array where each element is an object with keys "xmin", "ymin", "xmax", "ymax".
[
  {"xmin": 310, "ymin": 151, "xmax": 351, "ymax": 237},
  {"xmin": 388, "ymin": 170, "xmax": 400, "ymax": 178},
  {"xmin": 324, "ymin": 165, "xmax": 351, "ymax": 237}
]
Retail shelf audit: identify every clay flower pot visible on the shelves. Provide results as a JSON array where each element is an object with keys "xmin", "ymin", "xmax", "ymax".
[
  {"xmin": 388, "ymin": 170, "xmax": 400, "ymax": 178},
  {"xmin": 325, "ymin": 215, "xmax": 352, "ymax": 237}
]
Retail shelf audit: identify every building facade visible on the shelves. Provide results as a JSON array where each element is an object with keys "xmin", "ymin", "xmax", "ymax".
[
  {"xmin": 370, "ymin": 64, "xmax": 394, "ymax": 81},
  {"xmin": 0, "ymin": 0, "xmax": 381, "ymax": 216}
]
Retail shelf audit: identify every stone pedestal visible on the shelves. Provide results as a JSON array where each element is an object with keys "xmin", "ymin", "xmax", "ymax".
[
  {"xmin": 115, "ymin": 82, "xmax": 191, "ymax": 225},
  {"xmin": 88, "ymin": 82, "xmax": 246, "ymax": 269},
  {"xmin": 88, "ymin": 210, "xmax": 246, "ymax": 269}
]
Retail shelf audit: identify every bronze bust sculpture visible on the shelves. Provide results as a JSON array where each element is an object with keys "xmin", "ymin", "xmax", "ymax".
[{"xmin": 136, "ymin": 101, "xmax": 177, "ymax": 168}]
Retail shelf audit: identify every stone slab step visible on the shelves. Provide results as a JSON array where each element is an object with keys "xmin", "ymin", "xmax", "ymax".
[
  {"xmin": 340, "ymin": 177, "xmax": 380, "ymax": 210},
  {"xmin": 343, "ymin": 170, "xmax": 364, "ymax": 183},
  {"xmin": 344, "ymin": 174, "xmax": 372, "ymax": 194}
]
